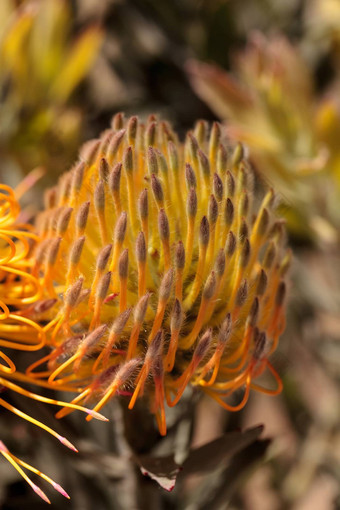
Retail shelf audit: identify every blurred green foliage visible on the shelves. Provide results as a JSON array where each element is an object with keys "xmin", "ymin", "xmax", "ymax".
[{"xmin": 0, "ymin": 0, "xmax": 102, "ymax": 183}]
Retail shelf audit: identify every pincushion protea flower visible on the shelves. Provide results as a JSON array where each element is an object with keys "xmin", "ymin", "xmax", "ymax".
[
  {"xmin": 28, "ymin": 114, "xmax": 289, "ymax": 436},
  {"xmin": 0, "ymin": 183, "xmax": 107, "ymax": 503}
]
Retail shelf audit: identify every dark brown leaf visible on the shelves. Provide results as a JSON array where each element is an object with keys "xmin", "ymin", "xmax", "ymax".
[{"xmin": 136, "ymin": 425, "xmax": 264, "ymax": 492}]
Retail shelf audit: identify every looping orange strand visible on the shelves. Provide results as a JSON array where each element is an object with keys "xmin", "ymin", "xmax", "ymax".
[
  {"xmin": 0, "ymin": 233, "xmax": 16, "ymax": 264},
  {"xmin": 219, "ymin": 329, "xmax": 252, "ymax": 368},
  {"xmin": 0, "ymin": 314, "xmax": 46, "ymax": 351},
  {"xmin": 5, "ymin": 230, "xmax": 38, "ymax": 263},
  {"xmin": 0, "ymin": 229, "xmax": 38, "ymax": 264},
  {"xmin": 202, "ymin": 365, "xmax": 250, "ymax": 391},
  {"xmin": 4, "ymin": 366, "xmax": 83, "ymax": 393},
  {"xmin": 197, "ymin": 349, "xmax": 223, "ymax": 386},
  {"xmin": 0, "ymin": 299, "xmax": 10, "ymax": 320},
  {"xmin": 0, "ymin": 351, "xmax": 16, "ymax": 374},
  {"xmin": 0, "ymin": 207, "xmax": 19, "ymax": 227},
  {"xmin": 203, "ymin": 372, "xmax": 251, "ymax": 412},
  {"xmin": 26, "ymin": 353, "xmax": 55, "ymax": 379},
  {"xmin": 0, "ymin": 266, "xmax": 42, "ymax": 305},
  {"xmin": 250, "ymin": 360, "xmax": 283, "ymax": 396},
  {"xmin": 220, "ymin": 347, "xmax": 250, "ymax": 374},
  {"xmin": 0, "ymin": 184, "xmax": 17, "ymax": 198},
  {"xmin": 0, "ymin": 186, "xmax": 18, "ymax": 209}
]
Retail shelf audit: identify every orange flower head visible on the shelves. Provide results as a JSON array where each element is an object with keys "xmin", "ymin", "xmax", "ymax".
[
  {"xmin": 29, "ymin": 114, "xmax": 289, "ymax": 435},
  {"xmin": 0, "ymin": 183, "xmax": 107, "ymax": 502}
]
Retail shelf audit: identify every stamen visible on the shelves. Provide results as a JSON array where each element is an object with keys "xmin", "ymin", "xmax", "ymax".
[
  {"xmin": 199, "ymin": 313, "xmax": 232, "ymax": 385},
  {"xmin": 108, "ymin": 163, "xmax": 122, "ymax": 216},
  {"xmin": 112, "ymin": 112, "xmax": 125, "ymax": 130},
  {"xmin": 89, "ymin": 272, "xmax": 111, "ymax": 330},
  {"xmin": 158, "ymin": 209, "xmax": 171, "ymax": 270},
  {"xmin": 217, "ymin": 143, "xmax": 228, "ymax": 175},
  {"xmin": 56, "ymin": 207, "xmax": 73, "ymax": 236},
  {"xmin": 184, "ymin": 187, "xmax": 197, "ymax": 274},
  {"xmin": 168, "ymin": 329, "xmax": 212, "ymax": 406},
  {"xmin": 127, "ymin": 116, "xmax": 138, "ymax": 145},
  {"xmin": 136, "ymin": 232, "xmax": 147, "ymax": 297},
  {"xmin": 43, "ymin": 238, "xmax": 61, "ymax": 296},
  {"xmin": 123, "ymin": 146, "xmax": 138, "ymax": 234},
  {"xmin": 66, "ymin": 236, "xmax": 85, "ymax": 286},
  {"xmin": 94, "ymin": 180, "xmax": 109, "ymax": 245},
  {"xmin": 126, "ymin": 293, "xmax": 149, "ymax": 359},
  {"xmin": 184, "ymin": 216, "xmax": 209, "ymax": 307},
  {"xmin": 181, "ymin": 271, "xmax": 216, "ymax": 349},
  {"xmin": 213, "ymin": 172, "xmax": 223, "ymax": 202},
  {"xmin": 75, "ymin": 201, "xmax": 90, "ymax": 237},
  {"xmin": 198, "ymin": 149, "xmax": 210, "ymax": 197},
  {"xmin": 138, "ymin": 189, "xmax": 149, "ymax": 247},
  {"xmin": 209, "ymin": 122, "xmax": 221, "ymax": 162},
  {"xmin": 185, "ymin": 163, "xmax": 197, "ymax": 189},
  {"xmin": 148, "ymin": 268, "xmax": 173, "ymax": 342},
  {"xmin": 168, "ymin": 141, "xmax": 185, "ymax": 220},
  {"xmin": 88, "ymin": 358, "xmax": 140, "ymax": 419},
  {"xmin": 99, "ymin": 157, "xmax": 110, "ymax": 181},
  {"xmin": 165, "ymin": 298, "xmax": 183, "ymax": 371},
  {"xmin": 174, "ymin": 241, "xmax": 185, "ymax": 301},
  {"xmin": 147, "ymin": 147, "xmax": 159, "ymax": 175},
  {"xmin": 207, "ymin": 194, "xmax": 218, "ymax": 267},
  {"xmin": 194, "ymin": 120, "xmax": 207, "ymax": 145},
  {"xmin": 110, "ymin": 211, "xmax": 127, "ymax": 273},
  {"xmin": 0, "ymin": 398, "xmax": 78, "ymax": 451},
  {"xmin": 80, "ymin": 139, "xmax": 100, "ymax": 165},
  {"xmin": 70, "ymin": 163, "xmax": 85, "ymax": 203},
  {"xmin": 226, "ymin": 171, "xmax": 235, "ymax": 197},
  {"xmin": 94, "ymin": 308, "xmax": 131, "ymax": 369},
  {"xmin": 151, "ymin": 174, "xmax": 164, "ymax": 209},
  {"xmin": 146, "ymin": 121, "xmax": 157, "ymax": 147},
  {"xmin": 118, "ymin": 248, "xmax": 129, "ymax": 312},
  {"xmin": 129, "ymin": 331, "xmax": 163, "ymax": 409}
]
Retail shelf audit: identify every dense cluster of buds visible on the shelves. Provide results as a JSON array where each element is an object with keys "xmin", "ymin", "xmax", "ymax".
[
  {"xmin": 0, "ymin": 184, "xmax": 106, "ymax": 503},
  {"xmin": 27, "ymin": 114, "xmax": 289, "ymax": 437}
]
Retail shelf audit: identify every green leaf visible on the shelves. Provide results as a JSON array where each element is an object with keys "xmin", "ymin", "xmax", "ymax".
[{"xmin": 50, "ymin": 26, "xmax": 103, "ymax": 102}]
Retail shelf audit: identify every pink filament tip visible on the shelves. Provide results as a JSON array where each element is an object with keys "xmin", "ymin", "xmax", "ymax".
[
  {"xmin": 33, "ymin": 483, "xmax": 51, "ymax": 504},
  {"xmin": 85, "ymin": 409, "xmax": 109, "ymax": 421},
  {"xmin": 58, "ymin": 435, "xmax": 78, "ymax": 452},
  {"xmin": 0, "ymin": 440, "xmax": 9, "ymax": 453},
  {"xmin": 52, "ymin": 482, "xmax": 70, "ymax": 499}
]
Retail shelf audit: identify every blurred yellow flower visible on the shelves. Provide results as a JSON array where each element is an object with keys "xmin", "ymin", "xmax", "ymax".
[
  {"xmin": 307, "ymin": 0, "xmax": 340, "ymax": 48},
  {"xmin": 187, "ymin": 34, "xmax": 340, "ymax": 242}
]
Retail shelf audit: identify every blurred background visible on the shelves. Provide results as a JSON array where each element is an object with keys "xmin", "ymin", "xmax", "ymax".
[{"xmin": 0, "ymin": 0, "xmax": 339, "ymax": 508}]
